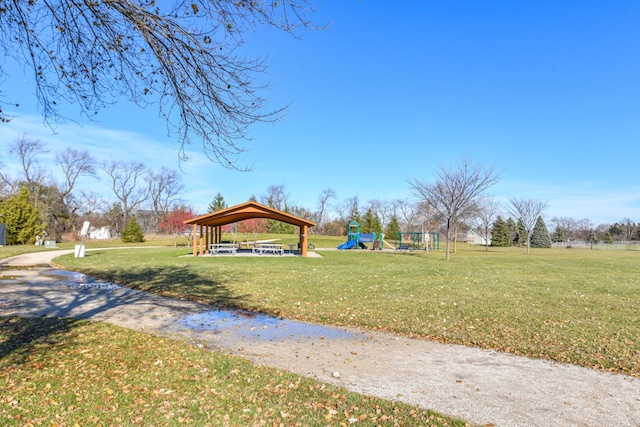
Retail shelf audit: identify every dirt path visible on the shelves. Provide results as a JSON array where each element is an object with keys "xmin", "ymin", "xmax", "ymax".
[{"xmin": 1, "ymin": 250, "xmax": 639, "ymax": 426}]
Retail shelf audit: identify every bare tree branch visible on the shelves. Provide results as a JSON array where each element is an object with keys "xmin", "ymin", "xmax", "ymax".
[{"xmin": 1, "ymin": 1, "xmax": 322, "ymax": 168}]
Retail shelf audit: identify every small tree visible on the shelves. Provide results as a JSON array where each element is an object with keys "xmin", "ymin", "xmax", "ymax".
[
  {"xmin": 159, "ymin": 205, "xmax": 196, "ymax": 247},
  {"xmin": 551, "ymin": 226, "xmax": 566, "ymax": 245},
  {"xmin": 586, "ymin": 230, "xmax": 598, "ymax": 249},
  {"xmin": 490, "ymin": 216, "xmax": 510, "ymax": 247},
  {"xmin": 0, "ymin": 187, "xmax": 47, "ymax": 245},
  {"xmin": 515, "ymin": 218, "xmax": 528, "ymax": 247},
  {"xmin": 530, "ymin": 216, "xmax": 551, "ymax": 248},
  {"xmin": 121, "ymin": 214, "xmax": 145, "ymax": 243},
  {"xmin": 385, "ymin": 215, "xmax": 401, "ymax": 240},
  {"xmin": 603, "ymin": 231, "xmax": 613, "ymax": 245},
  {"xmin": 208, "ymin": 192, "xmax": 228, "ymax": 212},
  {"xmin": 507, "ymin": 198, "xmax": 549, "ymax": 254}
]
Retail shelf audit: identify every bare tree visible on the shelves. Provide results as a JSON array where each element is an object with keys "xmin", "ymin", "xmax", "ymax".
[
  {"xmin": 335, "ymin": 196, "xmax": 360, "ymax": 226},
  {"xmin": 507, "ymin": 198, "xmax": 549, "ymax": 254},
  {"xmin": 56, "ymin": 147, "xmax": 97, "ymax": 204},
  {"xmin": 147, "ymin": 167, "xmax": 185, "ymax": 233},
  {"xmin": 103, "ymin": 160, "xmax": 148, "ymax": 227},
  {"xmin": 316, "ymin": 188, "xmax": 336, "ymax": 234},
  {"xmin": 550, "ymin": 216, "xmax": 578, "ymax": 244},
  {"xmin": 472, "ymin": 197, "xmax": 501, "ymax": 252},
  {"xmin": 1, "ymin": 1, "xmax": 321, "ymax": 167},
  {"xmin": 395, "ymin": 199, "xmax": 420, "ymax": 233},
  {"xmin": 410, "ymin": 158, "xmax": 499, "ymax": 260},
  {"xmin": 260, "ymin": 184, "xmax": 289, "ymax": 211},
  {"xmin": 7, "ymin": 136, "xmax": 50, "ymax": 209}
]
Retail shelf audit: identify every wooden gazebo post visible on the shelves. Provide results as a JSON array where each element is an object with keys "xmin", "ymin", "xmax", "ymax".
[{"xmin": 299, "ymin": 225, "xmax": 308, "ymax": 257}]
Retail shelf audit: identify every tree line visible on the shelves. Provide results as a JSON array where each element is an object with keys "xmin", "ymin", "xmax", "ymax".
[{"xmin": 2, "ymin": 147, "xmax": 638, "ymax": 258}]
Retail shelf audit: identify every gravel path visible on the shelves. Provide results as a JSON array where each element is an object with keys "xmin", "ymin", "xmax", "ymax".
[{"xmin": 1, "ymin": 250, "xmax": 639, "ymax": 426}]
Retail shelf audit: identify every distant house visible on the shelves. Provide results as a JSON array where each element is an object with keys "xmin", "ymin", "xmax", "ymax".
[
  {"xmin": 466, "ymin": 230, "xmax": 491, "ymax": 246},
  {"xmin": 88, "ymin": 226, "xmax": 112, "ymax": 240}
]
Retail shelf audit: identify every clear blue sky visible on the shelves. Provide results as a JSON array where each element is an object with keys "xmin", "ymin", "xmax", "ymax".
[{"xmin": 1, "ymin": 1, "xmax": 639, "ymax": 225}]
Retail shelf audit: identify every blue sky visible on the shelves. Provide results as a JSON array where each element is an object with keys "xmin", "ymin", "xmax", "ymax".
[{"xmin": 1, "ymin": 1, "xmax": 639, "ymax": 225}]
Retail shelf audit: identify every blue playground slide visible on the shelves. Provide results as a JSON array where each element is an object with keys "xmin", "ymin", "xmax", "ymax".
[{"xmin": 337, "ymin": 240, "xmax": 357, "ymax": 250}]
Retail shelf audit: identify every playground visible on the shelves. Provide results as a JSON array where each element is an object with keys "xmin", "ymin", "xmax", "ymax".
[{"xmin": 337, "ymin": 220, "xmax": 440, "ymax": 251}]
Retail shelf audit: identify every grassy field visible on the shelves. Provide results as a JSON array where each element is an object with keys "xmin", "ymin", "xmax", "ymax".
[
  {"xmin": 2, "ymin": 238, "xmax": 639, "ymax": 426},
  {"xmin": 51, "ymin": 243, "xmax": 640, "ymax": 377},
  {"xmin": 0, "ymin": 317, "xmax": 464, "ymax": 426}
]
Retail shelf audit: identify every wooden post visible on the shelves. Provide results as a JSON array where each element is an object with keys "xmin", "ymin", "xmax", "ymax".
[
  {"xmin": 199, "ymin": 225, "xmax": 204, "ymax": 256},
  {"xmin": 300, "ymin": 225, "xmax": 308, "ymax": 257},
  {"xmin": 192, "ymin": 224, "xmax": 197, "ymax": 256}
]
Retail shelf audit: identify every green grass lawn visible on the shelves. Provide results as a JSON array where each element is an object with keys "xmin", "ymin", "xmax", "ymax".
[{"xmin": 53, "ymin": 244, "xmax": 640, "ymax": 377}]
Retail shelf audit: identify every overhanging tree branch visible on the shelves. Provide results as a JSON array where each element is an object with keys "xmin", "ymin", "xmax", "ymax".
[{"xmin": 0, "ymin": 1, "xmax": 321, "ymax": 168}]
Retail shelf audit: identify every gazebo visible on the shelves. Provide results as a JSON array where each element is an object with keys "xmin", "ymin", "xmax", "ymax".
[{"xmin": 183, "ymin": 201, "xmax": 316, "ymax": 257}]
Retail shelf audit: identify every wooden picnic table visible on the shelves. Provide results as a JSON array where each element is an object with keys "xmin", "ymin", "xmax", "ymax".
[{"xmin": 209, "ymin": 243, "xmax": 237, "ymax": 255}]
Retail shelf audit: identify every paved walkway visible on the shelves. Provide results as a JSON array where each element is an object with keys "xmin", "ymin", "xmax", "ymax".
[{"xmin": 1, "ymin": 250, "xmax": 639, "ymax": 426}]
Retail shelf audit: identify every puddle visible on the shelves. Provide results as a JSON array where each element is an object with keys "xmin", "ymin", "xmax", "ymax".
[
  {"xmin": 2, "ymin": 266, "xmax": 367, "ymax": 343},
  {"xmin": 42, "ymin": 269, "xmax": 125, "ymax": 290},
  {"xmin": 179, "ymin": 310, "xmax": 367, "ymax": 342}
]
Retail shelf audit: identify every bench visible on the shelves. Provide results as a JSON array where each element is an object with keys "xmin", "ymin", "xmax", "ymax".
[
  {"xmin": 209, "ymin": 243, "xmax": 238, "ymax": 255},
  {"xmin": 396, "ymin": 244, "xmax": 411, "ymax": 251},
  {"xmin": 254, "ymin": 243, "xmax": 284, "ymax": 255}
]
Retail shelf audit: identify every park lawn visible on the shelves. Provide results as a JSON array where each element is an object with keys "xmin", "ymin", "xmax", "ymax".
[
  {"xmin": 0, "ymin": 317, "xmax": 465, "ymax": 427},
  {"xmin": 55, "ymin": 245, "xmax": 640, "ymax": 377}
]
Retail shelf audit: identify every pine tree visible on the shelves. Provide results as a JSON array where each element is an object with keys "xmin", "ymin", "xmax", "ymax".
[
  {"xmin": 530, "ymin": 216, "xmax": 551, "ymax": 248},
  {"xmin": 515, "ymin": 218, "xmax": 528, "ymax": 247},
  {"xmin": 551, "ymin": 226, "xmax": 565, "ymax": 244},
  {"xmin": 506, "ymin": 217, "xmax": 517, "ymax": 246},
  {"xmin": 603, "ymin": 231, "xmax": 613, "ymax": 245},
  {"xmin": 208, "ymin": 192, "xmax": 227, "ymax": 212},
  {"xmin": 385, "ymin": 215, "xmax": 400, "ymax": 240},
  {"xmin": 121, "ymin": 214, "xmax": 145, "ymax": 243},
  {"xmin": 362, "ymin": 209, "xmax": 382, "ymax": 233},
  {"xmin": 586, "ymin": 229, "xmax": 598, "ymax": 249},
  {"xmin": 0, "ymin": 187, "xmax": 47, "ymax": 245},
  {"xmin": 490, "ymin": 216, "xmax": 510, "ymax": 247}
]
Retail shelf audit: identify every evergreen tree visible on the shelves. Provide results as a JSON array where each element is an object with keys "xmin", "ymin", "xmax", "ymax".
[
  {"xmin": 551, "ymin": 226, "xmax": 565, "ymax": 244},
  {"xmin": 506, "ymin": 217, "xmax": 517, "ymax": 246},
  {"xmin": 121, "ymin": 214, "xmax": 145, "ymax": 243},
  {"xmin": 603, "ymin": 231, "xmax": 613, "ymax": 245},
  {"xmin": 0, "ymin": 187, "xmax": 47, "ymax": 245},
  {"xmin": 362, "ymin": 208, "xmax": 382, "ymax": 233},
  {"xmin": 385, "ymin": 215, "xmax": 400, "ymax": 241},
  {"xmin": 586, "ymin": 229, "xmax": 598, "ymax": 249},
  {"xmin": 207, "ymin": 192, "xmax": 227, "ymax": 212},
  {"xmin": 530, "ymin": 216, "xmax": 551, "ymax": 248},
  {"xmin": 490, "ymin": 216, "xmax": 511, "ymax": 247},
  {"xmin": 515, "ymin": 218, "xmax": 528, "ymax": 246}
]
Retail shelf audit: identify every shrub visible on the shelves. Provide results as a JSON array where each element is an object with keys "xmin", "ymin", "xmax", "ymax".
[{"xmin": 121, "ymin": 214, "xmax": 145, "ymax": 243}]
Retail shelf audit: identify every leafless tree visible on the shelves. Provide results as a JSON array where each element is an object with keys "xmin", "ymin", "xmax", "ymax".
[
  {"xmin": 6, "ymin": 136, "xmax": 50, "ymax": 208},
  {"xmin": 471, "ymin": 197, "xmax": 501, "ymax": 252},
  {"xmin": 316, "ymin": 188, "xmax": 336, "ymax": 234},
  {"xmin": 335, "ymin": 196, "xmax": 360, "ymax": 225},
  {"xmin": 1, "ymin": 1, "xmax": 321, "ymax": 168},
  {"xmin": 55, "ymin": 147, "xmax": 97, "ymax": 203},
  {"xmin": 550, "ymin": 216, "xmax": 578, "ymax": 244},
  {"xmin": 260, "ymin": 184, "xmax": 289, "ymax": 211},
  {"xmin": 147, "ymin": 167, "xmax": 185, "ymax": 233},
  {"xmin": 395, "ymin": 199, "xmax": 420, "ymax": 233},
  {"xmin": 507, "ymin": 198, "xmax": 549, "ymax": 254},
  {"xmin": 103, "ymin": 160, "xmax": 148, "ymax": 226},
  {"xmin": 410, "ymin": 158, "xmax": 499, "ymax": 260}
]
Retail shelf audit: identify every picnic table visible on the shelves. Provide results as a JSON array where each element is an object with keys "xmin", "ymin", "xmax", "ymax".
[
  {"xmin": 209, "ymin": 243, "xmax": 238, "ymax": 255},
  {"xmin": 253, "ymin": 243, "xmax": 284, "ymax": 255}
]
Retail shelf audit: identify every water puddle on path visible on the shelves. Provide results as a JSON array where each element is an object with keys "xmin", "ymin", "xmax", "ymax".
[
  {"xmin": 179, "ymin": 310, "xmax": 368, "ymax": 342},
  {"xmin": 1, "ymin": 267, "xmax": 367, "ymax": 343},
  {"xmin": 41, "ymin": 269, "xmax": 126, "ymax": 290}
]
